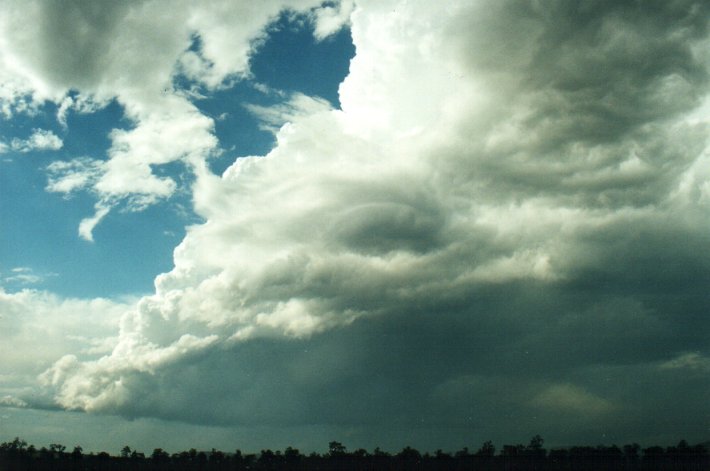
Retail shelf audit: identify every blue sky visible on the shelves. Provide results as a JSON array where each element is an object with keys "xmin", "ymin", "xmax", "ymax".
[
  {"xmin": 1, "ymin": 11, "xmax": 353, "ymax": 298},
  {"xmin": 2, "ymin": 0, "xmax": 710, "ymax": 456}
]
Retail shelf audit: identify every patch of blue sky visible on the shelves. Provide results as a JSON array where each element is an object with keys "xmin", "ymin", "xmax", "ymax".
[
  {"xmin": 60, "ymin": 95, "xmax": 128, "ymax": 157},
  {"xmin": 0, "ymin": 100, "xmax": 62, "ymax": 147},
  {"xmin": 80, "ymin": 198, "xmax": 191, "ymax": 297},
  {"xmin": 187, "ymin": 12, "xmax": 354, "ymax": 176},
  {"xmin": 250, "ymin": 11, "xmax": 354, "ymax": 107},
  {"xmin": 1, "ymin": 13, "xmax": 354, "ymax": 299},
  {"xmin": 1, "ymin": 98, "xmax": 180, "ymax": 298},
  {"xmin": 0, "ymin": 101, "xmax": 79, "ymax": 292},
  {"xmin": 194, "ymin": 83, "xmax": 277, "ymax": 176}
]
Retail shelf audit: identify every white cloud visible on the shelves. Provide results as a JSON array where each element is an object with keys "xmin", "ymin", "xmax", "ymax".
[
  {"xmin": 311, "ymin": 0, "xmax": 354, "ymax": 40},
  {"xmin": 2, "ymin": 267, "xmax": 45, "ymax": 286},
  {"xmin": 0, "ymin": 288, "xmax": 129, "ymax": 405},
  {"xmin": 57, "ymin": 94, "xmax": 109, "ymax": 128},
  {"xmin": 46, "ymin": 157, "xmax": 104, "ymax": 195},
  {"xmin": 78, "ymin": 204, "xmax": 111, "ymax": 242},
  {"xmin": 6, "ymin": 128, "xmax": 63, "ymax": 153},
  {"xmin": 245, "ymin": 92, "xmax": 333, "ymax": 133}
]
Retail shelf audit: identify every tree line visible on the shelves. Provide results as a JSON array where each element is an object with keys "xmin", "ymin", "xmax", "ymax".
[{"xmin": 1, "ymin": 435, "xmax": 708, "ymax": 470}]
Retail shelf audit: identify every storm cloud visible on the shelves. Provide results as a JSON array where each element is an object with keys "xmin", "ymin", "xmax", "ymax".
[{"xmin": 2, "ymin": 0, "xmax": 710, "ymax": 449}]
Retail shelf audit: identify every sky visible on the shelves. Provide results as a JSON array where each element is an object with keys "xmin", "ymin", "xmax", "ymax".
[{"xmin": 1, "ymin": 0, "xmax": 710, "ymax": 455}]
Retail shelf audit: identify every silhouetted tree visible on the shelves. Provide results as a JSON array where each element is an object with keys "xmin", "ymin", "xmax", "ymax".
[
  {"xmin": 454, "ymin": 446, "xmax": 470, "ymax": 459},
  {"xmin": 501, "ymin": 443, "xmax": 525, "ymax": 457},
  {"xmin": 524, "ymin": 435, "xmax": 546, "ymax": 470},
  {"xmin": 233, "ymin": 449, "xmax": 246, "ymax": 469},
  {"xmin": 209, "ymin": 448, "xmax": 225, "ymax": 463},
  {"xmin": 1, "ymin": 435, "xmax": 709, "ymax": 471},
  {"xmin": 397, "ymin": 445, "xmax": 422, "ymax": 462},
  {"xmin": 527, "ymin": 435, "xmax": 545, "ymax": 454},
  {"xmin": 38, "ymin": 446, "xmax": 53, "ymax": 461},
  {"xmin": 284, "ymin": 446, "xmax": 302, "ymax": 466},
  {"xmin": 259, "ymin": 448, "xmax": 277, "ymax": 469},
  {"xmin": 476, "ymin": 440, "xmax": 496, "ymax": 457},
  {"xmin": 0, "ymin": 438, "xmax": 28, "ymax": 459},
  {"xmin": 152, "ymin": 447, "xmax": 170, "ymax": 462},
  {"xmin": 328, "ymin": 441, "xmax": 347, "ymax": 457},
  {"xmin": 643, "ymin": 446, "xmax": 665, "ymax": 462},
  {"xmin": 46, "ymin": 443, "xmax": 66, "ymax": 463},
  {"xmin": 434, "ymin": 449, "xmax": 451, "ymax": 459},
  {"xmin": 373, "ymin": 447, "xmax": 390, "ymax": 458},
  {"xmin": 354, "ymin": 448, "xmax": 369, "ymax": 459},
  {"xmin": 624, "ymin": 443, "xmax": 641, "ymax": 468},
  {"xmin": 120, "ymin": 445, "xmax": 132, "ymax": 459},
  {"xmin": 70, "ymin": 445, "xmax": 83, "ymax": 460},
  {"xmin": 548, "ymin": 448, "xmax": 568, "ymax": 469}
]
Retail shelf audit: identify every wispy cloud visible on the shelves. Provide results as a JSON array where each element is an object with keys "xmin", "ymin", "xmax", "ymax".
[
  {"xmin": 245, "ymin": 92, "xmax": 332, "ymax": 133},
  {"xmin": 46, "ymin": 157, "xmax": 104, "ymax": 195},
  {"xmin": 2, "ymin": 267, "xmax": 56, "ymax": 286},
  {"xmin": 5, "ymin": 268, "xmax": 43, "ymax": 285}
]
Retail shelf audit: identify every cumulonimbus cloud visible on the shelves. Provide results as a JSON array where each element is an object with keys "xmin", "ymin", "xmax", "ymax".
[{"xmin": 5, "ymin": 0, "xmax": 710, "ymax": 444}]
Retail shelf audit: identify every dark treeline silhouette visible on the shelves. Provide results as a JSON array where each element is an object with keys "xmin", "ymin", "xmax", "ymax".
[{"xmin": 1, "ymin": 435, "xmax": 708, "ymax": 471}]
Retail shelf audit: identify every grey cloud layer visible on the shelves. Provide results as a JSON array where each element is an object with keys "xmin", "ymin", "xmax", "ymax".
[{"xmin": 14, "ymin": 0, "xmax": 710, "ymax": 447}]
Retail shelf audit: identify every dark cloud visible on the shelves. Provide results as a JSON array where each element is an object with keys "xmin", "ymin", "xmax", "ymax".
[
  {"xmin": 444, "ymin": 0, "xmax": 710, "ymax": 208},
  {"xmin": 64, "ymin": 268, "xmax": 710, "ymax": 447},
  {"xmin": 37, "ymin": 0, "xmax": 133, "ymax": 88}
]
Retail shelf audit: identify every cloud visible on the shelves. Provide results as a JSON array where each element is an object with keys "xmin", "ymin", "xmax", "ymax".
[
  {"xmin": 0, "ymin": 128, "xmax": 63, "ymax": 153},
  {"xmin": 245, "ymin": 92, "xmax": 333, "ymax": 132},
  {"xmin": 532, "ymin": 383, "xmax": 615, "ymax": 417},
  {"xmin": 78, "ymin": 204, "xmax": 111, "ymax": 242},
  {"xmin": 311, "ymin": 0, "xmax": 354, "ymax": 40},
  {"xmin": 3, "ymin": 0, "xmax": 709, "ymax": 446},
  {"xmin": 660, "ymin": 352, "xmax": 710, "ymax": 372},
  {"xmin": 2, "ymin": 267, "xmax": 47, "ymax": 286},
  {"xmin": 0, "ymin": 288, "xmax": 130, "ymax": 411},
  {"xmin": 46, "ymin": 157, "xmax": 104, "ymax": 195},
  {"xmin": 57, "ymin": 94, "xmax": 110, "ymax": 128},
  {"xmin": 0, "ymin": 0, "xmax": 328, "ymax": 240},
  {"xmin": 0, "ymin": 395, "xmax": 28, "ymax": 409}
]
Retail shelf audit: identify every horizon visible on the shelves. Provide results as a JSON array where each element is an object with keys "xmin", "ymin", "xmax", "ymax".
[{"xmin": 2, "ymin": 434, "xmax": 709, "ymax": 457}]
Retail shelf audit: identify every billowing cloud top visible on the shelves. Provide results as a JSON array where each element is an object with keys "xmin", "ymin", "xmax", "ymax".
[{"xmin": 3, "ymin": 0, "xmax": 710, "ymax": 448}]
